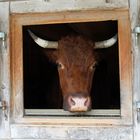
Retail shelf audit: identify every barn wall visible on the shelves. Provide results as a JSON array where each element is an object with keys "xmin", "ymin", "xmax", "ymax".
[
  {"xmin": 11, "ymin": 125, "xmax": 133, "ymax": 140},
  {"xmin": 0, "ymin": 0, "xmax": 137, "ymax": 140},
  {"xmin": 129, "ymin": 0, "xmax": 140, "ymax": 140},
  {"xmin": 0, "ymin": 2, "xmax": 10, "ymax": 139},
  {"xmin": 10, "ymin": 0, "xmax": 128, "ymax": 13}
]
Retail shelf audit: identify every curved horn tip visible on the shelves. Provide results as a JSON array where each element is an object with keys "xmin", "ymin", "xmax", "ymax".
[
  {"xmin": 28, "ymin": 29, "xmax": 58, "ymax": 49},
  {"xmin": 95, "ymin": 34, "xmax": 118, "ymax": 49}
]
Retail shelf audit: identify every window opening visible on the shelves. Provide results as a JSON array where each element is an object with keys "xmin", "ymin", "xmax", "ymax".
[{"xmin": 23, "ymin": 21, "xmax": 120, "ymax": 116}]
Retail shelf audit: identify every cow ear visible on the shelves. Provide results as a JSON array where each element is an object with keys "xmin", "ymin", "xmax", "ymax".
[{"xmin": 43, "ymin": 50, "xmax": 58, "ymax": 63}]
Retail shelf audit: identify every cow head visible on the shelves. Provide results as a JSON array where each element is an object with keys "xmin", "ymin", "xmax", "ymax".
[{"xmin": 28, "ymin": 30, "xmax": 117, "ymax": 112}]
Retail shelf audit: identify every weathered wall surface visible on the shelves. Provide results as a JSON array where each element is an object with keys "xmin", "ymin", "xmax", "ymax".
[
  {"xmin": 9, "ymin": 0, "xmax": 128, "ymax": 13},
  {"xmin": 129, "ymin": 0, "xmax": 140, "ymax": 140},
  {"xmin": 11, "ymin": 125, "xmax": 133, "ymax": 140},
  {"xmin": 0, "ymin": 2, "xmax": 10, "ymax": 139}
]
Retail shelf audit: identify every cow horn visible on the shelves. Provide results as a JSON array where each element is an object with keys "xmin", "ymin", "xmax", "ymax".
[
  {"xmin": 94, "ymin": 34, "xmax": 117, "ymax": 49},
  {"xmin": 28, "ymin": 30, "xmax": 58, "ymax": 49}
]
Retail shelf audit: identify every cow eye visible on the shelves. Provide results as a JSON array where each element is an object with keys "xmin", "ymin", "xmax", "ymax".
[
  {"xmin": 57, "ymin": 62, "xmax": 64, "ymax": 69},
  {"xmin": 90, "ymin": 63, "xmax": 97, "ymax": 70}
]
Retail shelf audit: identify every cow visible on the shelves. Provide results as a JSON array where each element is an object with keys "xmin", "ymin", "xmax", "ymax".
[{"xmin": 28, "ymin": 30, "xmax": 117, "ymax": 112}]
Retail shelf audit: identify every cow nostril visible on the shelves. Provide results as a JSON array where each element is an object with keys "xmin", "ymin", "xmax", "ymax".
[
  {"xmin": 69, "ymin": 96, "xmax": 90, "ymax": 107},
  {"xmin": 84, "ymin": 97, "xmax": 90, "ymax": 106},
  {"xmin": 71, "ymin": 98, "xmax": 76, "ymax": 105},
  {"xmin": 68, "ymin": 96, "xmax": 76, "ymax": 106}
]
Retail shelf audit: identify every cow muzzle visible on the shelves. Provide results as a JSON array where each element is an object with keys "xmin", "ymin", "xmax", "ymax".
[{"xmin": 63, "ymin": 93, "xmax": 91, "ymax": 112}]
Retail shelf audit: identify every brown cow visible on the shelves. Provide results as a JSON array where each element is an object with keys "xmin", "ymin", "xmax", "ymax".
[{"xmin": 28, "ymin": 30, "xmax": 117, "ymax": 112}]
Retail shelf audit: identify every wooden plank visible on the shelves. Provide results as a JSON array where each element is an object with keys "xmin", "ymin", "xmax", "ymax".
[
  {"xmin": 118, "ymin": 16, "xmax": 133, "ymax": 124},
  {"xmin": 10, "ymin": 9, "xmax": 129, "ymax": 26},
  {"xmin": 10, "ymin": 11, "xmax": 24, "ymax": 119}
]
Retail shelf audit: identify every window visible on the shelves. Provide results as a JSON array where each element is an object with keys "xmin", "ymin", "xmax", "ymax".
[
  {"xmin": 11, "ymin": 10, "xmax": 132, "ymax": 125},
  {"xmin": 23, "ymin": 21, "xmax": 120, "ymax": 117}
]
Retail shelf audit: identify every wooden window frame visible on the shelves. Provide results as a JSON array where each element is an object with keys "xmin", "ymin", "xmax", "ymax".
[{"xmin": 10, "ymin": 9, "xmax": 132, "ymax": 125}]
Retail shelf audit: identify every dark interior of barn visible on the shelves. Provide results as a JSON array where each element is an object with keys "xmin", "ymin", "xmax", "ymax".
[{"xmin": 23, "ymin": 20, "xmax": 120, "ymax": 111}]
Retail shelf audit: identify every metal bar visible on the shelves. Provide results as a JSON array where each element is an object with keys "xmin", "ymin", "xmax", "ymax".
[
  {"xmin": 25, "ymin": 109, "xmax": 120, "ymax": 116},
  {"xmin": 0, "ymin": 32, "xmax": 6, "ymax": 49},
  {"xmin": 0, "ymin": 101, "xmax": 6, "ymax": 110},
  {"xmin": 133, "ymin": 26, "xmax": 140, "ymax": 34},
  {"xmin": 0, "ymin": 32, "xmax": 6, "ymax": 40},
  {"xmin": 0, "ymin": 101, "xmax": 7, "ymax": 120},
  {"xmin": 136, "ymin": 101, "xmax": 140, "ymax": 122}
]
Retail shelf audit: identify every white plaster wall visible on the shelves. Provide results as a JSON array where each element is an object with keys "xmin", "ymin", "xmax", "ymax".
[
  {"xmin": 129, "ymin": 0, "xmax": 140, "ymax": 139},
  {"xmin": 10, "ymin": 0, "xmax": 128, "ymax": 13},
  {"xmin": 0, "ymin": 1, "xmax": 10, "ymax": 139}
]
